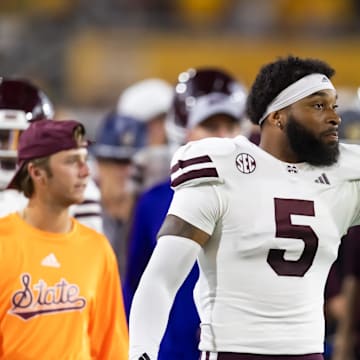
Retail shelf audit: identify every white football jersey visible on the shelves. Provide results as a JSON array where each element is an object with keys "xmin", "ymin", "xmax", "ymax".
[
  {"xmin": 168, "ymin": 135, "xmax": 360, "ymax": 355},
  {"xmin": 0, "ymin": 189, "xmax": 27, "ymax": 217},
  {"xmin": 69, "ymin": 178, "xmax": 103, "ymax": 233},
  {"xmin": 0, "ymin": 179, "xmax": 103, "ymax": 233}
]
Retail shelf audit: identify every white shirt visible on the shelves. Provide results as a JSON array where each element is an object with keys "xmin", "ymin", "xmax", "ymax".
[{"xmin": 168, "ymin": 135, "xmax": 360, "ymax": 354}]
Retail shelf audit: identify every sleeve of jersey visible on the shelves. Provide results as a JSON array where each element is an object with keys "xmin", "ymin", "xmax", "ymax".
[
  {"xmin": 169, "ymin": 138, "xmax": 232, "ymax": 235},
  {"xmin": 170, "ymin": 138, "xmax": 228, "ymax": 189},
  {"xmin": 89, "ymin": 238, "xmax": 129, "ymax": 359}
]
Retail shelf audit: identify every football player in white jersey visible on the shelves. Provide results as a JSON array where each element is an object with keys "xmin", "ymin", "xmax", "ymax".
[
  {"xmin": 0, "ymin": 78, "xmax": 103, "ymax": 232},
  {"xmin": 128, "ymin": 55, "xmax": 360, "ymax": 360}
]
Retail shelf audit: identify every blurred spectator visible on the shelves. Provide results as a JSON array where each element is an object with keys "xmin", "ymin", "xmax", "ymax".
[
  {"xmin": 124, "ymin": 67, "xmax": 248, "ymax": 359},
  {"xmin": 117, "ymin": 78, "xmax": 174, "ymax": 194},
  {"xmin": 331, "ymin": 227, "xmax": 360, "ymax": 360},
  {"xmin": 328, "ymin": 98, "xmax": 360, "ymax": 360},
  {"xmin": 91, "ymin": 111, "xmax": 146, "ymax": 276},
  {"xmin": 338, "ymin": 109, "xmax": 360, "ymax": 143},
  {"xmin": 0, "ymin": 77, "xmax": 103, "ymax": 233},
  {"xmin": 117, "ymin": 78, "xmax": 173, "ymax": 146},
  {"xmin": 324, "ymin": 244, "xmax": 346, "ymax": 359}
]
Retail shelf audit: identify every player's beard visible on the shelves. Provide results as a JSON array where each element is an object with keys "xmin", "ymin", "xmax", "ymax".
[{"xmin": 285, "ymin": 114, "xmax": 339, "ymax": 166}]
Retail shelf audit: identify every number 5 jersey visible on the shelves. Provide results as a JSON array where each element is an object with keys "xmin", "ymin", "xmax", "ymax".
[{"xmin": 168, "ymin": 135, "xmax": 360, "ymax": 355}]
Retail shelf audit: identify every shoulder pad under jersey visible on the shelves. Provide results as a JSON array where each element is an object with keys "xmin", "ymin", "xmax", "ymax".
[{"xmin": 170, "ymin": 136, "xmax": 237, "ymax": 189}]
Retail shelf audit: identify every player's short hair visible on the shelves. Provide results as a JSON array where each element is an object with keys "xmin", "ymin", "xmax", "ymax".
[
  {"xmin": 246, "ymin": 55, "xmax": 335, "ymax": 125},
  {"xmin": 17, "ymin": 156, "xmax": 52, "ymax": 198}
]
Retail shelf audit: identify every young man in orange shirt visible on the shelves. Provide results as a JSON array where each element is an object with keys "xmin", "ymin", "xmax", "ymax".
[{"xmin": 0, "ymin": 119, "xmax": 128, "ymax": 359}]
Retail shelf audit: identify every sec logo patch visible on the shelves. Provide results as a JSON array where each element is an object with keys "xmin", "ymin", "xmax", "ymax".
[{"xmin": 235, "ymin": 153, "xmax": 256, "ymax": 174}]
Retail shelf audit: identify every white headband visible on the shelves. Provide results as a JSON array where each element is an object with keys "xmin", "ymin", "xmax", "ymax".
[{"xmin": 258, "ymin": 73, "xmax": 335, "ymax": 125}]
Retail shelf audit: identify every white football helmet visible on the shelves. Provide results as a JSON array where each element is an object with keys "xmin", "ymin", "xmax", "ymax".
[
  {"xmin": 117, "ymin": 78, "xmax": 173, "ymax": 122},
  {"xmin": 165, "ymin": 67, "xmax": 247, "ymax": 145},
  {"xmin": 0, "ymin": 78, "xmax": 54, "ymax": 188}
]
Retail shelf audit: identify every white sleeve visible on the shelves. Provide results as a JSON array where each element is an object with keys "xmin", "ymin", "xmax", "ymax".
[
  {"xmin": 129, "ymin": 235, "xmax": 201, "ymax": 360},
  {"xmin": 168, "ymin": 183, "xmax": 223, "ymax": 236},
  {"xmin": 0, "ymin": 190, "xmax": 28, "ymax": 217}
]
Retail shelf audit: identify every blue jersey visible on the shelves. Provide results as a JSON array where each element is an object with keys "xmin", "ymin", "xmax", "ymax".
[{"xmin": 123, "ymin": 179, "xmax": 200, "ymax": 359}]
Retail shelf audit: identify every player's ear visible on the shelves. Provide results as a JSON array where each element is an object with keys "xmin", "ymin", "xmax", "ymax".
[
  {"xmin": 27, "ymin": 162, "xmax": 46, "ymax": 184},
  {"xmin": 267, "ymin": 110, "xmax": 286, "ymax": 129}
]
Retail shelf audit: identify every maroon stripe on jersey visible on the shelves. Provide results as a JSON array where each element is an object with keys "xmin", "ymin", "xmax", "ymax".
[
  {"xmin": 171, "ymin": 155, "xmax": 213, "ymax": 174},
  {"xmin": 204, "ymin": 353, "xmax": 323, "ymax": 360},
  {"xmin": 171, "ymin": 168, "xmax": 219, "ymax": 187}
]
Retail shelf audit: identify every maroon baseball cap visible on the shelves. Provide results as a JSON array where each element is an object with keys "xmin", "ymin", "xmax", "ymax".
[{"xmin": 7, "ymin": 119, "xmax": 89, "ymax": 190}]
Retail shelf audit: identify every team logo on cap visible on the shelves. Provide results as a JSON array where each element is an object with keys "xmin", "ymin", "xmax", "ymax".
[
  {"xmin": 120, "ymin": 130, "xmax": 136, "ymax": 147},
  {"xmin": 235, "ymin": 153, "xmax": 256, "ymax": 174}
]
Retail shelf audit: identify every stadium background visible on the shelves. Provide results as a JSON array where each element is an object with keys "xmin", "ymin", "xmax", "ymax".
[{"xmin": 1, "ymin": 0, "xmax": 360, "ymax": 136}]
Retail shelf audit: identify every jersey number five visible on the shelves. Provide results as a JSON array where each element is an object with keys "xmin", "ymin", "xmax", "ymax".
[{"xmin": 267, "ymin": 198, "xmax": 318, "ymax": 277}]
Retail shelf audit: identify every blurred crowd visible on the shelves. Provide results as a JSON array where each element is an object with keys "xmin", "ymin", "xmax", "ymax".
[{"xmin": 1, "ymin": 0, "xmax": 360, "ymax": 114}]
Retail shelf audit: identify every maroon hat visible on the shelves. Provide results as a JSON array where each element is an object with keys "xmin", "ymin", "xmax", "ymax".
[{"xmin": 7, "ymin": 119, "xmax": 88, "ymax": 190}]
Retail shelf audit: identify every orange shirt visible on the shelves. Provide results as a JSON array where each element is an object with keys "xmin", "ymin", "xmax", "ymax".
[{"xmin": 0, "ymin": 213, "xmax": 128, "ymax": 359}]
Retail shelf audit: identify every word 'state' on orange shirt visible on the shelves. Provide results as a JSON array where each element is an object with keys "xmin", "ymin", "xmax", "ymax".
[{"xmin": 0, "ymin": 213, "xmax": 129, "ymax": 359}]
